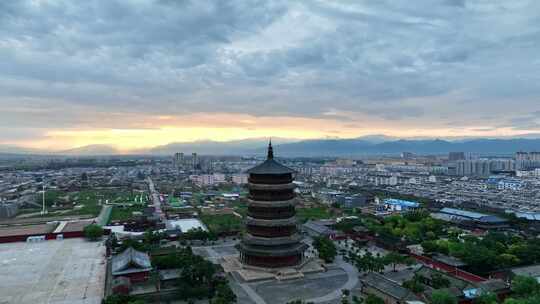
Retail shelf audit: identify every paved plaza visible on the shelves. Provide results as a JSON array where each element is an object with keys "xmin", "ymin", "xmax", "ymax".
[
  {"xmin": 0, "ymin": 238, "xmax": 106, "ymax": 304},
  {"xmin": 254, "ymin": 269, "xmax": 349, "ymax": 303},
  {"xmin": 193, "ymin": 242, "xmax": 360, "ymax": 304},
  {"xmin": 228, "ymin": 264, "xmax": 357, "ymax": 304}
]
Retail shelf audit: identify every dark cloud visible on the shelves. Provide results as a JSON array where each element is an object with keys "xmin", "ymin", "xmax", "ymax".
[
  {"xmin": 0, "ymin": 0, "xmax": 539, "ymax": 137},
  {"xmin": 505, "ymin": 112, "xmax": 540, "ymax": 131}
]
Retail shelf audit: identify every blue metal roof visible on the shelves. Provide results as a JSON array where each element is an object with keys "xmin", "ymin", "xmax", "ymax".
[
  {"xmin": 515, "ymin": 212, "xmax": 540, "ymax": 221},
  {"xmin": 440, "ymin": 208, "xmax": 507, "ymax": 223},
  {"xmin": 384, "ymin": 199, "xmax": 419, "ymax": 208},
  {"xmin": 440, "ymin": 207, "xmax": 485, "ymax": 219}
]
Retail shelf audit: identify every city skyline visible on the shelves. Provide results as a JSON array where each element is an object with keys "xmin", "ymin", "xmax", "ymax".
[{"xmin": 2, "ymin": 1, "xmax": 540, "ymax": 150}]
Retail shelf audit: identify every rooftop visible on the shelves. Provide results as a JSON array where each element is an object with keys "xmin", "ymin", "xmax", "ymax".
[
  {"xmin": 511, "ymin": 264, "xmax": 540, "ymax": 280},
  {"xmin": 432, "ymin": 253, "xmax": 467, "ymax": 267},
  {"xmin": 361, "ymin": 272, "xmax": 420, "ymax": 301},
  {"xmin": 246, "ymin": 141, "xmax": 295, "ymax": 175},
  {"xmin": 0, "ymin": 223, "xmax": 56, "ymax": 237},
  {"xmin": 165, "ymin": 218, "xmax": 207, "ymax": 232},
  {"xmin": 112, "ymin": 247, "xmax": 152, "ymax": 276},
  {"xmin": 439, "ymin": 207, "xmax": 508, "ymax": 223},
  {"xmin": 384, "ymin": 198, "xmax": 420, "ymax": 208}
]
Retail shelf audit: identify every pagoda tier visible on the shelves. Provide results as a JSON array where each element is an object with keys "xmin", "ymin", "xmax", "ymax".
[{"xmin": 236, "ymin": 141, "xmax": 307, "ymax": 268}]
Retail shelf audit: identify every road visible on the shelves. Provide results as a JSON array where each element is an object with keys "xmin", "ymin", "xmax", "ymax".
[{"xmin": 147, "ymin": 177, "xmax": 166, "ymax": 223}]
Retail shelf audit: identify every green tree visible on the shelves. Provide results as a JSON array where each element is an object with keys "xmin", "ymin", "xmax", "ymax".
[
  {"xmin": 143, "ymin": 229, "xmax": 165, "ymax": 246},
  {"xmin": 430, "ymin": 273, "xmax": 451, "ymax": 289},
  {"xmin": 503, "ymin": 299, "xmax": 526, "ymax": 304},
  {"xmin": 403, "ymin": 274, "xmax": 426, "ymax": 293},
  {"xmin": 364, "ymin": 294, "xmax": 384, "ymax": 304},
  {"xmin": 103, "ymin": 295, "xmax": 143, "ymax": 304},
  {"xmin": 83, "ymin": 224, "xmax": 103, "ymax": 241},
  {"xmin": 211, "ymin": 281, "xmax": 237, "ymax": 304},
  {"xmin": 421, "ymin": 240, "xmax": 440, "ymax": 255},
  {"xmin": 431, "ymin": 290, "xmax": 458, "ymax": 304},
  {"xmin": 313, "ymin": 237, "xmax": 337, "ymax": 263},
  {"xmin": 496, "ymin": 253, "xmax": 520, "ymax": 269},
  {"xmin": 511, "ymin": 275, "xmax": 540, "ymax": 297},
  {"xmin": 383, "ymin": 252, "xmax": 414, "ymax": 272},
  {"xmin": 351, "ymin": 252, "xmax": 385, "ymax": 273},
  {"xmin": 475, "ymin": 292, "xmax": 498, "ymax": 304}
]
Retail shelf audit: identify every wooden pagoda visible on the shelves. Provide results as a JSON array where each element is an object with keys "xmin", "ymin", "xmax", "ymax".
[{"xmin": 236, "ymin": 141, "xmax": 307, "ymax": 268}]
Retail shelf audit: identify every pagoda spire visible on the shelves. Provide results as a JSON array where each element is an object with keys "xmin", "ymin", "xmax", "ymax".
[{"xmin": 267, "ymin": 139, "xmax": 274, "ymax": 160}]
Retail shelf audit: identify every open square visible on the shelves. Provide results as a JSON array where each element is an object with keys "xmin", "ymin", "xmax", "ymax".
[{"xmin": 0, "ymin": 238, "xmax": 106, "ymax": 304}]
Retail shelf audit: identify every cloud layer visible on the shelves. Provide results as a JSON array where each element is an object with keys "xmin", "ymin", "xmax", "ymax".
[{"xmin": 1, "ymin": 0, "xmax": 540, "ymax": 149}]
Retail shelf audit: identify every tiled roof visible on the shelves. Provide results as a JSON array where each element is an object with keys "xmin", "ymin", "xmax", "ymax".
[
  {"xmin": 247, "ymin": 159, "xmax": 295, "ymax": 175},
  {"xmin": 112, "ymin": 247, "xmax": 152, "ymax": 275},
  {"xmin": 362, "ymin": 272, "xmax": 420, "ymax": 301}
]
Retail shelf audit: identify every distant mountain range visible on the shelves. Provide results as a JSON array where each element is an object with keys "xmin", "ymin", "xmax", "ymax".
[
  {"xmin": 59, "ymin": 144, "xmax": 120, "ymax": 156},
  {"xmin": 143, "ymin": 137, "xmax": 297, "ymax": 155},
  {"xmin": 3, "ymin": 136, "xmax": 540, "ymax": 156},
  {"xmin": 269, "ymin": 138, "xmax": 540, "ymax": 156},
  {"xmin": 0, "ymin": 145, "xmax": 48, "ymax": 155}
]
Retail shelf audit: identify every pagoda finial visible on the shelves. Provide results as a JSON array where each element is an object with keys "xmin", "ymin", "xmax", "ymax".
[{"xmin": 267, "ymin": 139, "xmax": 274, "ymax": 159}]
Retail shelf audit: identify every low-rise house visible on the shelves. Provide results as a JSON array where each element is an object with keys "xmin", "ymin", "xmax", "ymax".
[
  {"xmin": 510, "ymin": 264, "xmax": 540, "ymax": 282},
  {"xmin": 414, "ymin": 266, "xmax": 509, "ymax": 304},
  {"xmin": 360, "ymin": 272, "xmax": 421, "ymax": 304},
  {"xmin": 302, "ymin": 220, "xmax": 337, "ymax": 238},
  {"xmin": 112, "ymin": 247, "xmax": 152, "ymax": 283},
  {"xmin": 159, "ymin": 269, "xmax": 181, "ymax": 289},
  {"xmin": 431, "ymin": 207, "xmax": 509, "ymax": 230}
]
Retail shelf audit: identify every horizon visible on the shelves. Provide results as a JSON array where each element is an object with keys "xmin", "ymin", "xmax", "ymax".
[
  {"xmin": 2, "ymin": 1, "xmax": 540, "ymax": 150},
  {"xmin": 5, "ymin": 134, "xmax": 540, "ymax": 155}
]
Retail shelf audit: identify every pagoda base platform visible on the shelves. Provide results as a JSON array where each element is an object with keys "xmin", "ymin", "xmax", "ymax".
[{"xmin": 221, "ymin": 256, "xmax": 325, "ymax": 282}]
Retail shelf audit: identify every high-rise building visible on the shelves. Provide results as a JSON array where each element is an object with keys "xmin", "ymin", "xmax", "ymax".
[
  {"xmin": 515, "ymin": 152, "xmax": 540, "ymax": 169},
  {"xmin": 174, "ymin": 152, "xmax": 184, "ymax": 168},
  {"xmin": 237, "ymin": 142, "xmax": 307, "ymax": 268},
  {"xmin": 449, "ymin": 152, "xmax": 465, "ymax": 161},
  {"xmin": 456, "ymin": 159, "xmax": 515, "ymax": 176},
  {"xmin": 516, "ymin": 152, "xmax": 529, "ymax": 161},
  {"xmin": 191, "ymin": 153, "xmax": 198, "ymax": 170},
  {"xmin": 401, "ymin": 152, "xmax": 415, "ymax": 159}
]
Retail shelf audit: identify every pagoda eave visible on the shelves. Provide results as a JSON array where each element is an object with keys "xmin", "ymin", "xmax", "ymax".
[
  {"xmin": 247, "ymin": 198, "xmax": 296, "ymax": 208},
  {"xmin": 242, "ymin": 233, "xmax": 302, "ymax": 246},
  {"xmin": 236, "ymin": 243, "xmax": 308, "ymax": 257},
  {"xmin": 245, "ymin": 216, "xmax": 297, "ymax": 227},
  {"xmin": 247, "ymin": 182, "xmax": 296, "ymax": 191}
]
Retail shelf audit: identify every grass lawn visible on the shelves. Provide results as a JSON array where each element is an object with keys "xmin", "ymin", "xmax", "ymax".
[
  {"xmin": 107, "ymin": 191, "xmax": 149, "ymax": 205},
  {"xmin": 109, "ymin": 204, "xmax": 145, "ymax": 222},
  {"xmin": 296, "ymin": 206, "xmax": 332, "ymax": 222},
  {"xmin": 61, "ymin": 190, "xmax": 103, "ymax": 216},
  {"xmin": 200, "ymin": 214, "xmax": 243, "ymax": 233},
  {"xmin": 231, "ymin": 201, "xmax": 248, "ymax": 217},
  {"xmin": 65, "ymin": 190, "xmax": 148, "ymax": 217},
  {"xmin": 18, "ymin": 189, "xmax": 148, "ymax": 219},
  {"xmin": 39, "ymin": 190, "xmax": 65, "ymax": 207},
  {"xmin": 168, "ymin": 196, "xmax": 184, "ymax": 207}
]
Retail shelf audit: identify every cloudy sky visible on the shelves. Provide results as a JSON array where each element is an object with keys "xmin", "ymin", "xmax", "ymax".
[{"xmin": 1, "ymin": 0, "xmax": 540, "ymax": 151}]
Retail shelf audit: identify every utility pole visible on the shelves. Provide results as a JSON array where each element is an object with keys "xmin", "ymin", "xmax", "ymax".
[{"xmin": 41, "ymin": 183, "xmax": 48, "ymax": 215}]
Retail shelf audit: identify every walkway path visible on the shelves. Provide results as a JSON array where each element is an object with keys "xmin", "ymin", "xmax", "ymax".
[
  {"xmin": 238, "ymin": 283, "xmax": 267, "ymax": 304},
  {"xmin": 306, "ymin": 256, "xmax": 359, "ymax": 303},
  {"xmin": 95, "ymin": 205, "xmax": 112, "ymax": 226}
]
